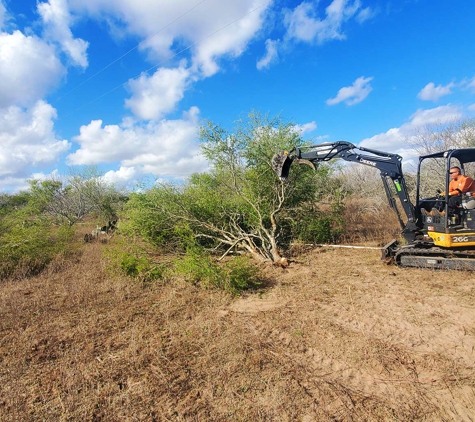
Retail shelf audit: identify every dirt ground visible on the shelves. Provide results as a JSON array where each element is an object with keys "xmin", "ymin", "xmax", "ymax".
[{"xmin": 1, "ymin": 238, "xmax": 475, "ymax": 421}]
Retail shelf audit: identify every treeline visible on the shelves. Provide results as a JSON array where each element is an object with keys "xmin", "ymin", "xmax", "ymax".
[
  {"xmin": 0, "ymin": 167, "xmax": 125, "ymax": 280},
  {"xmin": 2, "ymin": 114, "xmax": 474, "ymax": 291}
]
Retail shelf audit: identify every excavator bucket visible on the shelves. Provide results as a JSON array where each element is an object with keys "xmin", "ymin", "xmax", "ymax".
[
  {"xmin": 272, "ymin": 152, "xmax": 316, "ymax": 179},
  {"xmin": 272, "ymin": 152, "xmax": 294, "ymax": 179}
]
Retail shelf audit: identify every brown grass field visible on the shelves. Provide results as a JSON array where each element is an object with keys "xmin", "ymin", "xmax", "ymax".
[{"xmin": 1, "ymin": 228, "xmax": 475, "ymax": 421}]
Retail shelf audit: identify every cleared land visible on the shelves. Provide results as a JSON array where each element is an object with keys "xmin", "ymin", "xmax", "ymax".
[{"xmin": 1, "ymin": 236, "xmax": 475, "ymax": 421}]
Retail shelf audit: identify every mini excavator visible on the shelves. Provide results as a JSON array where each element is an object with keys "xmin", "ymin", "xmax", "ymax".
[{"xmin": 272, "ymin": 141, "xmax": 475, "ymax": 269}]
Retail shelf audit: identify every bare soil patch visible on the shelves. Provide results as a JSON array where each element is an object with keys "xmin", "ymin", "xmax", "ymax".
[{"xmin": 1, "ymin": 238, "xmax": 474, "ymax": 421}]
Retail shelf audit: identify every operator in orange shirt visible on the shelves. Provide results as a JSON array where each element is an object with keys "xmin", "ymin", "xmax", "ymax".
[{"xmin": 443, "ymin": 166, "xmax": 475, "ymax": 214}]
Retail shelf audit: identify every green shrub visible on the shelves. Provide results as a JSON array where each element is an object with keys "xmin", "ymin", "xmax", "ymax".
[
  {"xmin": 294, "ymin": 202, "xmax": 345, "ymax": 244},
  {"xmin": 174, "ymin": 247, "xmax": 261, "ymax": 296},
  {"xmin": 119, "ymin": 253, "xmax": 165, "ymax": 281},
  {"xmin": 105, "ymin": 240, "xmax": 166, "ymax": 284},
  {"xmin": 222, "ymin": 256, "xmax": 262, "ymax": 295},
  {"xmin": 0, "ymin": 219, "xmax": 75, "ymax": 280},
  {"xmin": 174, "ymin": 246, "xmax": 221, "ymax": 286},
  {"xmin": 121, "ymin": 190, "xmax": 181, "ymax": 250}
]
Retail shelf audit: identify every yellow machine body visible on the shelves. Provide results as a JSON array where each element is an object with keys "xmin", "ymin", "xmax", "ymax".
[{"xmin": 427, "ymin": 230, "xmax": 475, "ymax": 248}]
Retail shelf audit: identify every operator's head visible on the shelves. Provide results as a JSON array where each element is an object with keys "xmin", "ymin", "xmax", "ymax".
[{"xmin": 450, "ymin": 166, "xmax": 461, "ymax": 180}]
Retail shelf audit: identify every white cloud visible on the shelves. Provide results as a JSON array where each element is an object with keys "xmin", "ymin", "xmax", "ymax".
[
  {"xmin": 257, "ymin": 39, "xmax": 279, "ymax": 70},
  {"xmin": 408, "ymin": 105, "xmax": 462, "ymax": 127},
  {"xmin": 2, "ymin": 169, "xmax": 62, "ymax": 193},
  {"xmin": 293, "ymin": 121, "xmax": 317, "ymax": 135},
  {"xmin": 258, "ymin": 0, "xmax": 374, "ymax": 69},
  {"xmin": 285, "ymin": 3, "xmax": 325, "ymax": 43},
  {"xmin": 356, "ymin": 6, "xmax": 375, "ymax": 23},
  {"xmin": 285, "ymin": 0, "xmax": 373, "ymax": 44},
  {"xmin": 190, "ymin": 1, "xmax": 269, "ymax": 77},
  {"xmin": 417, "ymin": 82, "xmax": 454, "ymax": 101},
  {"xmin": 468, "ymin": 103, "xmax": 475, "ymax": 111},
  {"xmin": 38, "ymin": 0, "xmax": 89, "ymax": 68},
  {"xmin": 327, "ymin": 76, "xmax": 373, "ymax": 106},
  {"xmin": 68, "ymin": 0, "xmax": 270, "ymax": 78},
  {"xmin": 465, "ymin": 76, "xmax": 475, "ymax": 90},
  {"xmin": 125, "ymin": 66, "xmax": 191, "ymax": 121},
  {"xmin": 68, "ymin": 107, "xmax": 207, "ymax": 183},
  {"xmin": 0, "ymin": 176, "xmax": 30, "ymax": 192},
  {"xmin": 359, "ymin": 105, "xmax": 463, "ymax": 155},
  {"xmin": 0, "ymin": 101, "xmax": 70, "ymax": 179},
  {"xmin": 0, "ymin": 31, "xmax": 65, "ymax": 108},
  {"xmin": 103, "ymin": 166, "xmax": 138, "ymax": 187}
]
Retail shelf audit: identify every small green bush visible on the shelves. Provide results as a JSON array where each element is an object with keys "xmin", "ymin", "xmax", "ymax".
[
  {"xmin": 294, "ymin": 202, "xmax": 345, "ymax": 244},
  {"xmin": 174, "ymin": 246, "xmax": 221, "ymax": 286},
  {"xmin": 222, "ymin": 256, "xmax": 262, "ymax": 295},
  {"xmin": 105, "ymin": 240, "xmax": 166, "ymax": 284},
  {"xmin": 0, "ymin": 217, "xmax": 75, "ymax": 280},
  {"xmin": 174, "ymin": 247, "xmax": 261, "ymax": 296},
  {"xmin": 119, "ymin": 253, "xmax": 165, "ymax": 281}
]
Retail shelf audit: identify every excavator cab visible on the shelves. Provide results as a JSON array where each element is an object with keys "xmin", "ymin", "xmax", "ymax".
[{"xmin": 415, "ymin": 148, "xmax": 475, "ymax": 250}]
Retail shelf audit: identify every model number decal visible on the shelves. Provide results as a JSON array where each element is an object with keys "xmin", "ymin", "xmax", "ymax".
[{"xmin": 452, "ymin": 236, "xmax": 475, "ymax": 243}]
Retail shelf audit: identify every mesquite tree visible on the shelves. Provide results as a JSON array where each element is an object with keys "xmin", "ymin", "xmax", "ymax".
[
  {"xmin": 28, "ymin": 167, "xmax": 122, "ymax": 226},
  {"xmin": 126, "ymin": 113, "xmax": 328, "ymax": 263}
]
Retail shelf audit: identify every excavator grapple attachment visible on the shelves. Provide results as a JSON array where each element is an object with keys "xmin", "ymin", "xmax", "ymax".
[
  {"xmin": 272, "ymin": 152, "xmax": 316, "ymax": 179},
  {"xmin": 272, "ymin": 152, "xmax": 294, "ymax": 179}
]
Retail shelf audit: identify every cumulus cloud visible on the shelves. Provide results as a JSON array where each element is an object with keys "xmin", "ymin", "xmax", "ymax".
[
  {"xmin": 327, "ymin": 76, "xmax": 373, "ymax": 106},
  {"xmin": 0, "ymin": 1, "xmax": 273, "ymax": 190},
  {"xmin": 257, "ymin": 39, "xmax": 279, "ymax": 70},
  {"xmin": 285, "ymin": 0, "xmax": 373, "ymax": 44},
  {"xmin": 2, "ymin": 169, "xmax": 63, "ymax": 193},
  {"xmin": 0, "ymin": 101, "xmax": 70, "ymax": 179},
  {"xmin": 103, "ymin": 166, "xmax": 138, "ymax": 187},
  {"xmin": 125, "ymin": 66, "xmax": 191, "ymax": 121},
  {"xmin": 417, "ymin": 82, "xmax": 454, "ymax": 101},
  {"xmin": 68, "ymin": 107, "xmax": 207, "ymax": 185},
  {"xmin": 190, "ymin": 2, "xmax": 268, "ymax": 77},
  {"xmin": 293, "ymin": 121, "xmax": 317, "ymax": 135},
  {"xmin": 38, "ymin": 0, "xmax": 89, "ymax": 68},
  {"xmin": 258, "ymin": 0, "xmax": 375, "ymax": 69},
  {"xmin": 359, "ymin": 105, "xmax": 463, "ymax": 154},
  {"xmin": 68, "ymin": 0, "xmax": 270, "ymax": 78},
  {"xmin": 0, "ymin": 31, "xmax": 65, "ymax": 108},
  {"xmin": 0, "ymin": 176, "xmax": 31, "ymax": 192}
]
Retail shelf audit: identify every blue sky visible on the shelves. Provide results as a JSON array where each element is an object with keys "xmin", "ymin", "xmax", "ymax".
[{"xmin": 1, "ymin": 0, "xmax": 474, "ymax": 192}]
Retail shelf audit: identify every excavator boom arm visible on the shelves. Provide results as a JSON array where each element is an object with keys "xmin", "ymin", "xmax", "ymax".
[{"xmin": 273, "ymin": 141, "xmax": 418, "ymax": 242}]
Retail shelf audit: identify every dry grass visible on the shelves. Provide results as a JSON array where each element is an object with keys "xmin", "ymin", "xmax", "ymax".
[
  {"xmin": 1, "ymin": 229, "xmax": 475, "ymax": 421},
  {"xmin": 341, "ymin": 196, "xmax": 401, "ymax": 245}
]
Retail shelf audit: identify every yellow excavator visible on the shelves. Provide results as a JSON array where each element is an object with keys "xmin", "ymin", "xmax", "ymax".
[{"xmin": 272, "ymin": 141, "xmax": 475, "ymax": 269}]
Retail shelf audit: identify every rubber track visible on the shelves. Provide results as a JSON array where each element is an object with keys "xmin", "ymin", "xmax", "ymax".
[{"xmin": 395, "ymin": 245, "xmax": 475, "ymax": 270}]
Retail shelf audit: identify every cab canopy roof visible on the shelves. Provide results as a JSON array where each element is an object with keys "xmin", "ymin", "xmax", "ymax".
[{"xmin": 420, "ymin": 148, "xmax": 475, "ymax": 165}]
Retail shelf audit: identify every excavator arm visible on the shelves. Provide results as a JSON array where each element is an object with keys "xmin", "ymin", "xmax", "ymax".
[{"xmin": 272, "ymin": 141, "xmax": 418, "ymax": 244}]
